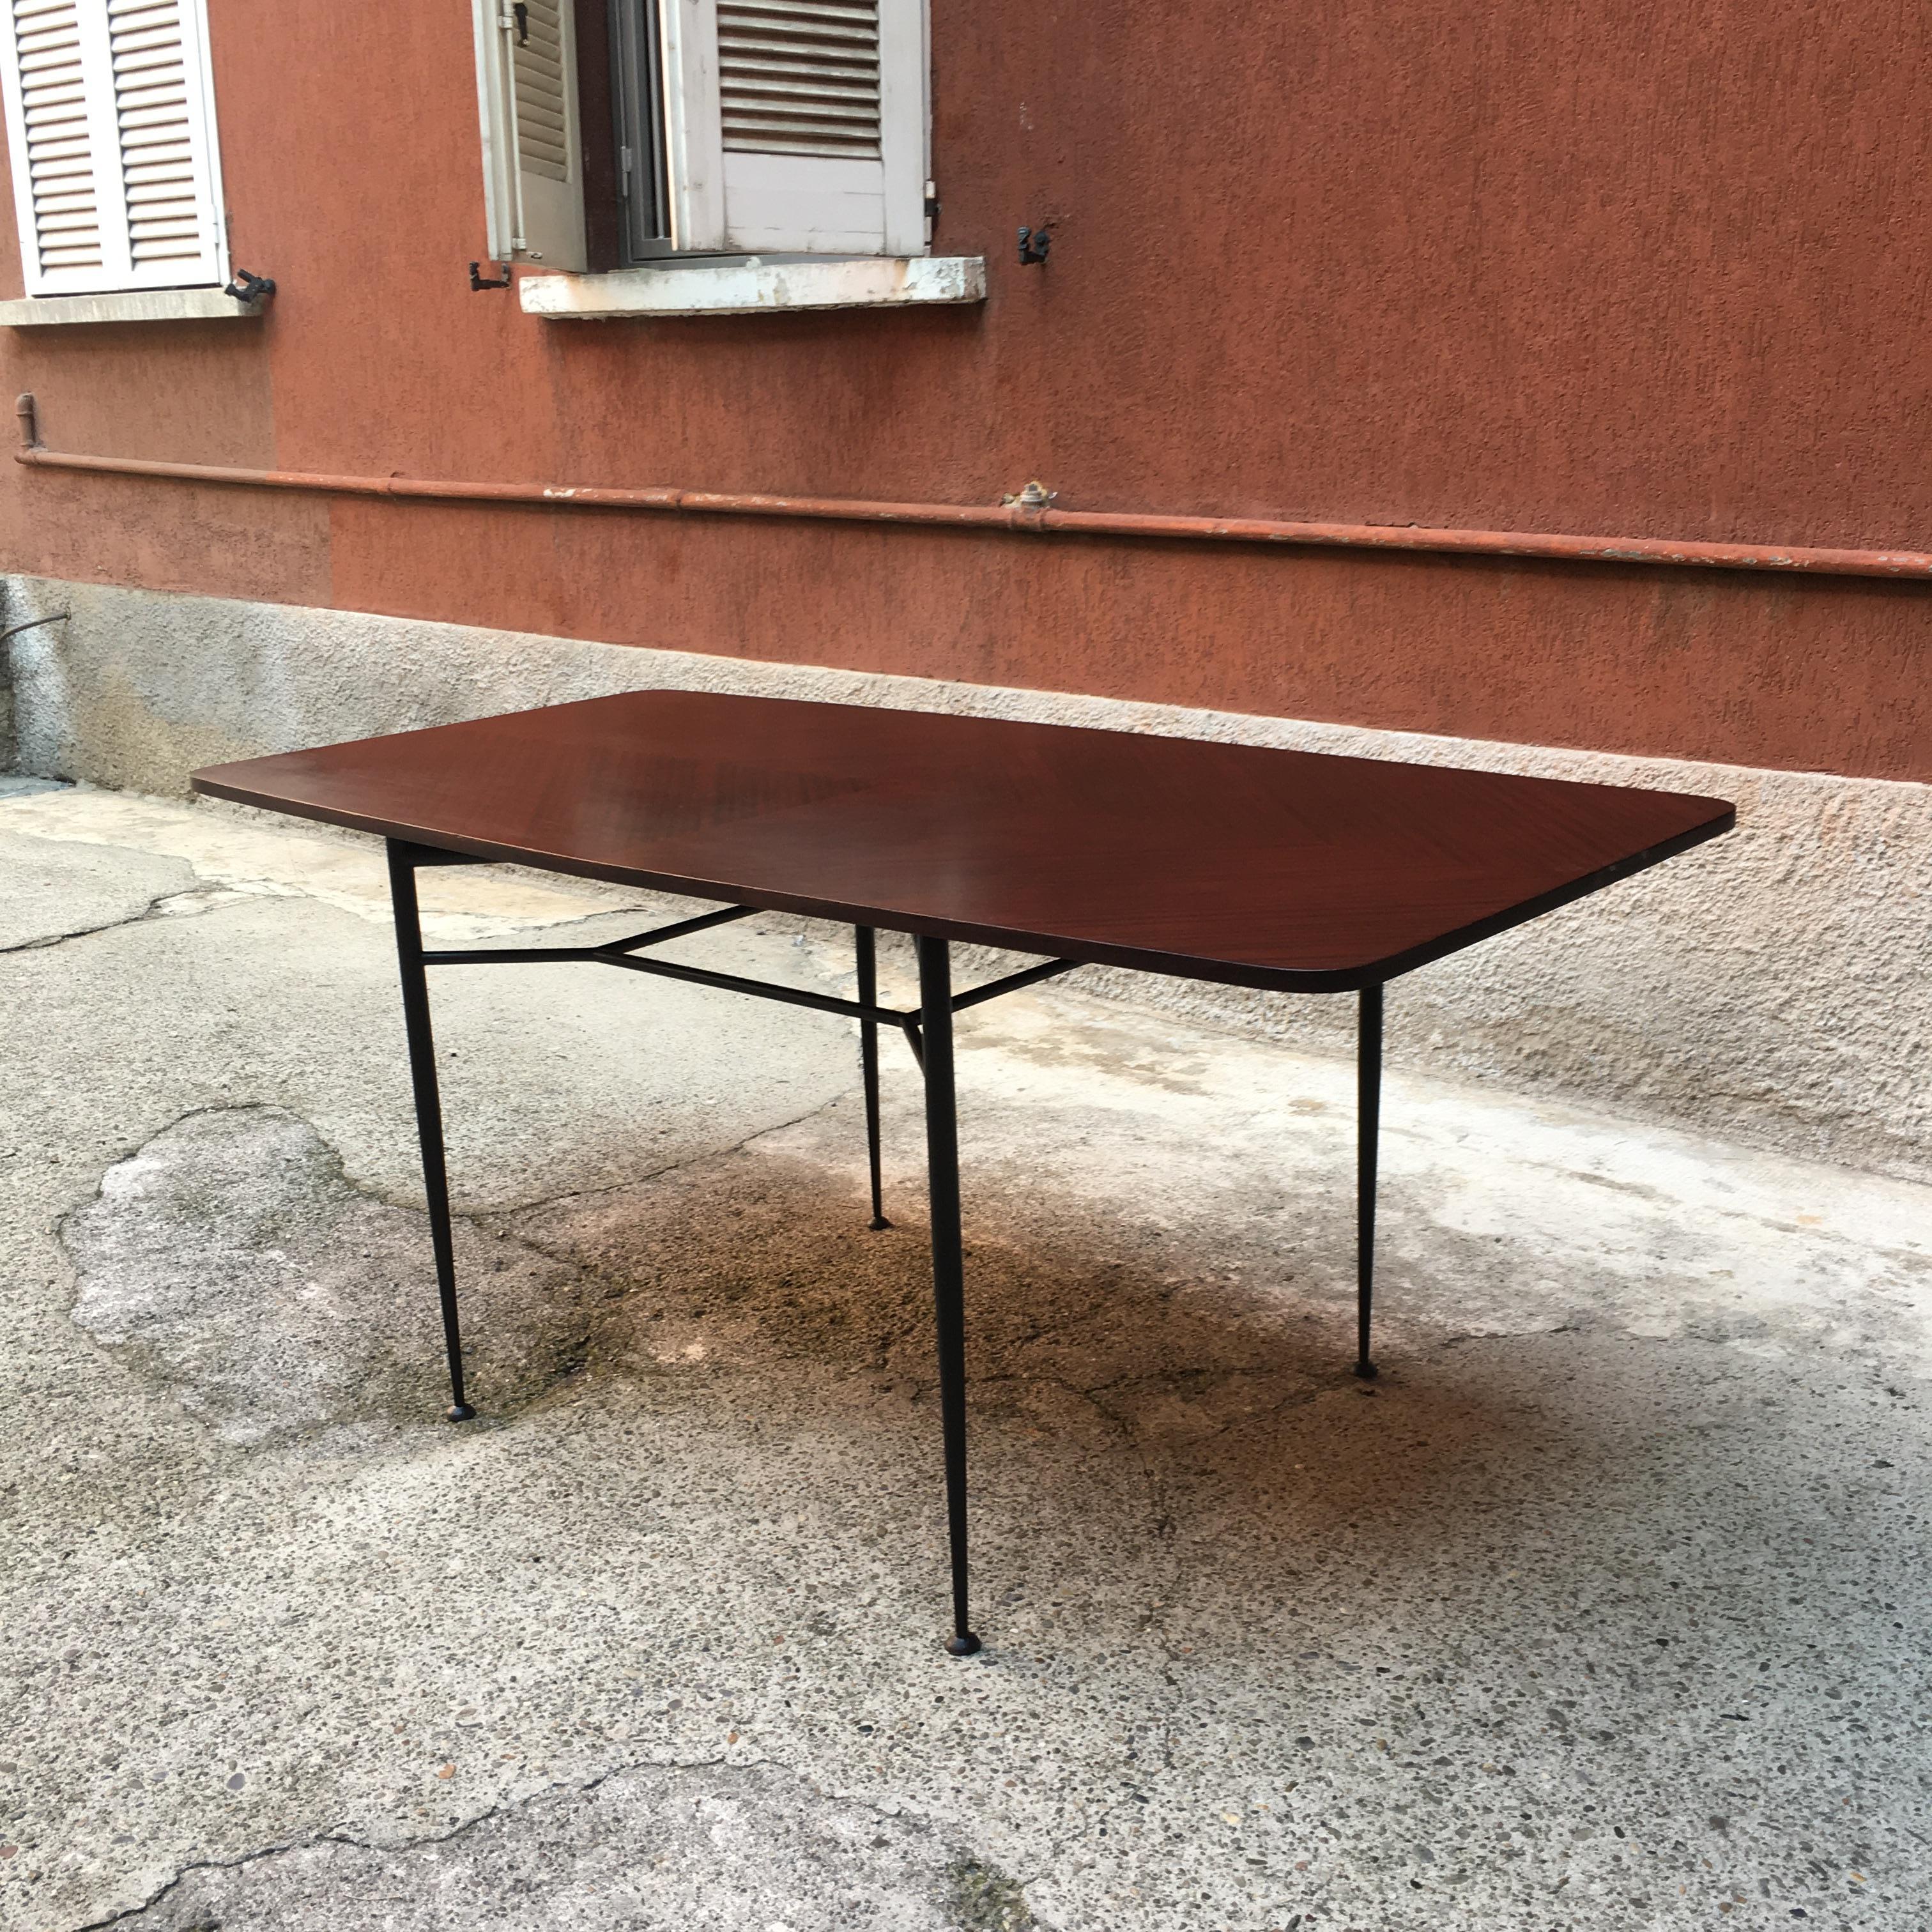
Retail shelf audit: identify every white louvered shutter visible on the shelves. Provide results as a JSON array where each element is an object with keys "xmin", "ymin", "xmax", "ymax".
[
  {"xmin": 0, "ymin": 0, "xmax": 226, "ymax": 295},
  {"xmin": 661, "ymin": 0, "xmax": 926, "ymax": 256},
  {"xmin": 471, "ymin": 0, "xmax": 588, "ymax": 272}
]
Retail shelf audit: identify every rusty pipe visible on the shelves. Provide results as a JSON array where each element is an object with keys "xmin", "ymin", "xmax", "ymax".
[{"xmin": 13, "ymin": 394, "xmax": 1932, "ymax": 581}]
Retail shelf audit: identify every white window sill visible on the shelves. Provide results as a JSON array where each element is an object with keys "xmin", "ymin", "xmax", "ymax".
[
  {"xmin": 520, "ymin": 254, "xmax": 986, "ymax": 321},
  {"xmin": 0, "ymin": 288, "xmax": 263, "ymax": 326}
]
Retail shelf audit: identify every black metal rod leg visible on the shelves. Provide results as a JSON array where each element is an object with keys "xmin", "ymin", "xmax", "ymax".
[
  {"xmin": 1354, "ymin": 981, "xmax": 1384, "ymax": 1381},
  {"xmin": 917, "ymin": 935, "xmax": 981, "ymax": 1656},
  {"xmin": 855, "ymin": 926, "xmax": 891, "ymax": 1230},
  {"xmin": 386, "ymin": 841, "xmax": 475, "ymax": 1422}
]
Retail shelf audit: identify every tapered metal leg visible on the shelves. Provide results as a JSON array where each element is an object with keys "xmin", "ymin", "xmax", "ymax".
[
  {"xmin": 917, "ymin": 935, "xmax": 981, "ymax": 1657},
  {"xmin": 1354, "ymin": 982, "xmax": 1384, "ymax": 1381},
  {"xmin": 855, "ymin": 926, "xmax": 890, "ymax": 1229},
  {"xmin": 386, "ymin": 841, "xmax": 475, "ymax": 1422}
]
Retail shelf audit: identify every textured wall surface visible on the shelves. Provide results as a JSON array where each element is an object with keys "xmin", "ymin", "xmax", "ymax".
[
  {"xmin": 6, "ymin": 576, "xmax": 1926, "ymax": 1183},
  {"xmin": 0, "ymin": 1, "xmax": 1928, "ymax": 776}
]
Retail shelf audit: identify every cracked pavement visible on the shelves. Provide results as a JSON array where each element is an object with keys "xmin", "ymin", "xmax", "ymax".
[{"xmin": 1, "ymin": 783, "xmax": 1929, "ymax": 1931}]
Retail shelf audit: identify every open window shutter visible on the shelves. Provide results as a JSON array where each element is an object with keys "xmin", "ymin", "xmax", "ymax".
[
  {"xmin": 471, "ymin": 0, "xmax": 588, "ymax": 272},
  {"xmin": 0, "ymin": 0, "xmax": 226, "ymax": 296},
  {"xmin": 661, "ymin": 0, "xmax": 925, "ymax": 256},
  {"xmin": 105, "ymin": 0, "xmax": 224, "ymax": 284}
]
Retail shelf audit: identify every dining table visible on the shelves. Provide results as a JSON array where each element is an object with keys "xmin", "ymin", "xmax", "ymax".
[{"xmin": 193, "ymin": 690, "xmax": 1735, "ymax": 1654}]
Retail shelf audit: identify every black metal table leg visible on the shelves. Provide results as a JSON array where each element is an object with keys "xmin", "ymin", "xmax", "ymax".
[
  {"xmin": 855, "ymin": 926, "xmax": 891, "ymax": 1230},
  {"xmin": 1355, "ymin": 981, "xmax": 1384, "ymax": 1381},
  {"xmin": 917, "ymin": 935, "xmax": 981, "ymax": 1657},
  {"xmin": 386, "ymin": 841, "xmax": 475, "ymax": 1422}
]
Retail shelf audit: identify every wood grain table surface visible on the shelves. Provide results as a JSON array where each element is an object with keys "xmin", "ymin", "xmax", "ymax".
[{"xmin": 192, "ymin": 691, "xmax": 1735, "ymax": 992}]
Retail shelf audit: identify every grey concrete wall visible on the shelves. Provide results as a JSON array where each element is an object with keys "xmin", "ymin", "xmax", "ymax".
[{"xmin": 4, "ymin": 572, "xmax": 1926, "ymax": 1184}]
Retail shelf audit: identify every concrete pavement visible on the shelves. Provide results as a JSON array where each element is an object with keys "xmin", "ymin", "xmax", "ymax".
[{"xmin": 1, "ymin": 784, "xmax": 1927, "ymax": 1931}]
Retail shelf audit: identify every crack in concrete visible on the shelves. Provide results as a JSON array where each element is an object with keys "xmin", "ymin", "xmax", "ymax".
[
  {"xmin": 967, "ymin": 1361, "xmax": 1335, "ymax": 1455},
  {"xmin": 439, "ymin": 1086, "xmax": 868, "ymax": 1228},
  {"xmin": 0, "ymin": 880, "xmax": 213, "ymax": 955},
  {"xmin": 71, "ymin": 1834, "xmax": 325, "ymax": 1932},
  {"xmin": 66, "ymin": 1752, "xmax": 733, "ymax": 1931}
]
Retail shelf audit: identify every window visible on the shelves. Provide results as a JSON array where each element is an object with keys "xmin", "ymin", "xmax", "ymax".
[
  {"xmin": 473, "ymin": 0, "xmax": 928, "ymax": 275},
  {"xmin": 0, "ymin": 0, "xmax": 226, "ymax": 296}
]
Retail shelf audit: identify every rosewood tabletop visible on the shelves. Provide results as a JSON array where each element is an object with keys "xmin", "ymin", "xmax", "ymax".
[{"xmin": 193, "ymin": 691, "xmax": 1734, "ymax": 992}]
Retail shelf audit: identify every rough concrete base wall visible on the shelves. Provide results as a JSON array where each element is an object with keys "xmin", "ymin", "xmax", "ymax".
[{"xmin": 3, "ymin": 572, "xmax": 1926, "ymax": 1184}]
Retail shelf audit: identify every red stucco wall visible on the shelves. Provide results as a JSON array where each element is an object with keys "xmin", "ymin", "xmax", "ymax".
[{"xmin": 1, "ymin": 0, "xmax": 1927, "ymax": 778}]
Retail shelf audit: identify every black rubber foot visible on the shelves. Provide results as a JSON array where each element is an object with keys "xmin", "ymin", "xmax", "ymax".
[
  {"xmin": 447, "ymin": 1402, "xmax": 477, "ymax": 1422},
  {"xmin": 1352, "ymin": 1360, "xmax": 1379, "ymax": 1381},
  {"xmin": 868, "ymin": 1215, "xmax": 893, "ymax": 1232},
  {"xmin": 945, "ymin": 1632, "xmax": 983, "ymax": 1657}
]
